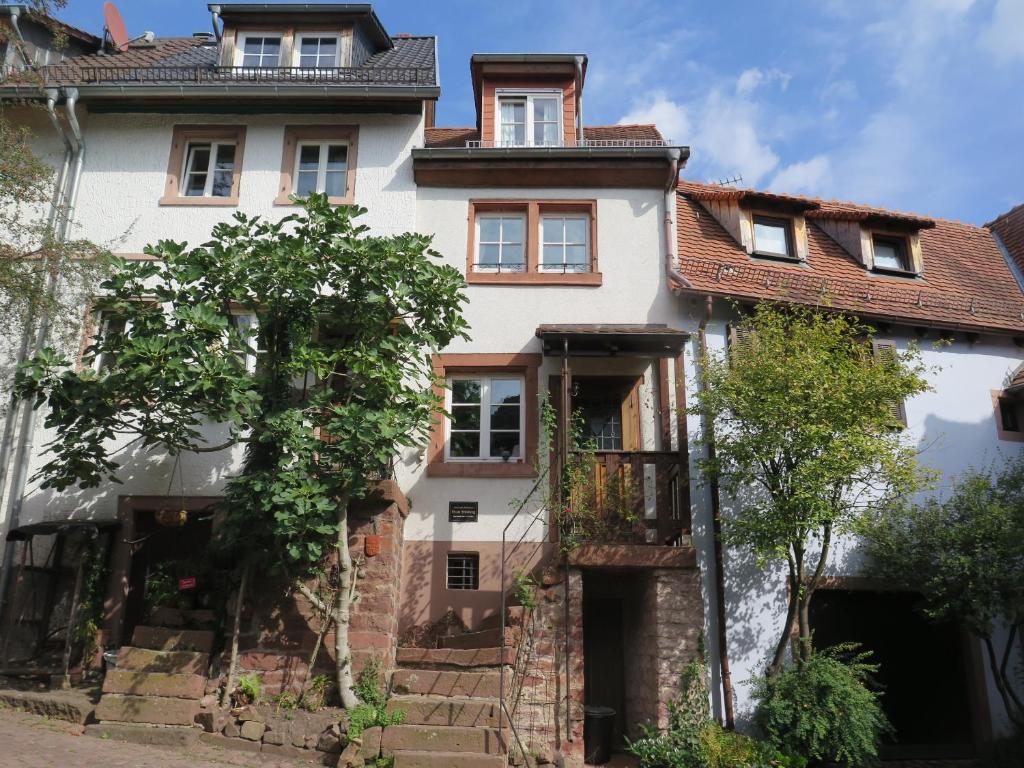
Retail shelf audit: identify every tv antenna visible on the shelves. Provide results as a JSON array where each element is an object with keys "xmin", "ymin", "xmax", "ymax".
[{"xmin": 716, "ymin": 174, "xmax": 743, "ymax": 187}]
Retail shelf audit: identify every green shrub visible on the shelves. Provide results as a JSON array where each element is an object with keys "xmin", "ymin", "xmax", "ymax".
[
  {"xmin": 512, "ymin": 570, "xmax": 538, "ymax": 610},
  {"xmin": 234, "ymin": 673, "xmax": 262, "ymax": 705},
  {"xmin": 347, "ymin": 660, "xmax": 404, "ymax": 741},
  {"xmin": 753, "ymin": 644, "xmax": 892, "ymax": 767}
]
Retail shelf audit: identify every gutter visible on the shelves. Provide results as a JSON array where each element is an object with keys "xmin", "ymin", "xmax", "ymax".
[
  {"xmin": 414, "ymin": 145, "xmax": 691, "ymax": 161},
  {"xmin": 0, "ymin": 87, "xmax": 84, "ymax": 633}
]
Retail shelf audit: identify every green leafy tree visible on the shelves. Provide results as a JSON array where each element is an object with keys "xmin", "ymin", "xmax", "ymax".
[
  {"xmin": 861, "ymin": 462, "xmax": 1024, "ymax": 730},
  {"xmin": 691, "ymin": 303, "xmax": 930, "ymax": 675},
  {"xmin": 16, "ymin": 196, "xmax": 469, "ymax": 706}
]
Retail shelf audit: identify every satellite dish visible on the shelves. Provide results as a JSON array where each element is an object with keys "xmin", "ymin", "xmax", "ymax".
[{"xmin": 103, "ymin": 1, "xmax": 130, "ymax": 52}]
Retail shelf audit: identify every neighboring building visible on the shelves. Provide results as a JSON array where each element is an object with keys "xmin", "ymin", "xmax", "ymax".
[
  {"xmin": 673, "ymin": 181, "xmax": 1024, "ymax": 753},
  {"xmin": 0, "ymin": 5, "xmax": 99, "ymax": 77},
  {"xmin": 0, "ymin": 2, "xmax": 1021, "ymax": 766}
]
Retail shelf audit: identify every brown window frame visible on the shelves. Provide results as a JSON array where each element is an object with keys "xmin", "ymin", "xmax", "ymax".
[
  {"xmin": 428, "ymin": 353, "xmax": 541, "ymax": 478},
  {"xmin": 992, "ymin": 390, "xmax": 1024, "ymax": 443},
  {"xmin": 160, "ymin": 125, "xmax": 246, "ymax": 207},
  {"xmin": 275, "ymin": 125, "xmax": 359, "ymax": 206},
  {"xmin": 751, "ymin": 213, "xmax": 796, "ymax": 260},
  {"xmin": 871, "ymin": 233, "xmax": 914, "ymax": 275},
  {"xmin": 466, "ymin": 200, "xmax": 601, "ymax": 286}
]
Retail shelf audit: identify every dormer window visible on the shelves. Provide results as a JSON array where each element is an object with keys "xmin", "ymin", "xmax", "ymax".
[
  {"xmin": 238, "ymin": 33, "xmax": 282, "ymax": 68},
  {"xmin": 497, "ymin": 91, "xmax": 562, "ymax": 147},
  {"xmin": 872, "ymin": 234, "xmax": 912, "ymax": 273},
  {"xmin": 752, "ymin": 215, "xmax": 795, "ymax": 259},
  {"xmin": 296, "ymin": 34, "xmax": 341, "ymax": 68}
]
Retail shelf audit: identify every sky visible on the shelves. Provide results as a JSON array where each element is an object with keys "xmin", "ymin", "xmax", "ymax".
[{"xmin": 54, "ymin": 0, "xmax": 1024, "ymax": 224}]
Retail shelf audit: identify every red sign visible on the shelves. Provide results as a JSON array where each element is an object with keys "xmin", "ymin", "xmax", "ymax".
[{"xmin": 178, "ymin": 576, "xmax": 197, "ymax": 591}]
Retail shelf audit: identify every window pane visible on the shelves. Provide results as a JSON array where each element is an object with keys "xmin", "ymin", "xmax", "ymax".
[
  {"xmin": 242, "ymin": 38, "xmax": 264, "ymax": 54},
  {"xmin": 490, "ymin": 404, "xmax": 520, "ymax": 430},
  {"xmin": 324, "ymin": 171, "xmax": 347, "ymax": 197},
  {"xmin": 452, "ymin": 379, "xmax": 481, "ymax": 403},
  {"xmin": 490, "ymin": 431, "xmax": 521, "ymax": 459},
  {"xmin": 502, "ymin": 243, "xmax": 524, "ymax": 266},
  {"xmin": 211, "ymin": 171, "xmax": 233, "ymax": 197},
  {"xmin": 298, "ymin": 145, "xmax": 320, "ymax": 171},
  {"xmin": 543, "ymin": 244, "xmax": 564, "ymax": 266},
  {"xmin": 502, "ymin": 217, "xmax": 524, "ymax": 243},
  {"xmin": 542, "ymin": 217, "xmax": 563, "ymax": 244},
  {"xmin": 262, "ymin": 38, "xmax": 280, "ymax": 57},
  {"xmin": 565, "ymin": 218, "xmax": 587, "ymax": 244},
  {"xmin": 451, "ymin": 405, "xmax": 480, "ymax": 430},
  {"xmin": 479, "ymin": 217, "xmax": 501, "ymax": 243},
  {"xmin": 300, "ymin": 38, "xmax": 320, "ymax": 56},
  {"xmin": 299, "ymin": 55, "xmax": 319, "ymax": 68},
  {"xmin": 214, "ymin": 144, "xmax": 235, "ymax": 170},
  {"xmin": 295, "ymin": 170, "xmax": 318, "ymax": 196},
  {"xmin": 242, "ymin": 54, "xmax": 262, "ymax": 67},
  {"xmin": 874, "ymin": 240, "xmax": 905, "ymax": 270},
  {"xmin": 478, "ymin": 244, "xmax": 500, "ymax": 265},
  {"xmin": 500, "ymin": 100, "xmax": 525, "ymax": 122},
  {"xmin": 491, "ymin": 379, "xmax": 521, "ymax": 405},
  {"xmin": 565, "ymin": 245, "xmax": 588, "ymax": 266},
  {"xmin": 450, "ymin": 431, "xmax": 480, "ymax": 457},
  {"xmin": 326, "ymin": 145, "xmax": 347, "ymax": 170},
  {"xmin": 184, "ymin": 172, "xmax": 208, "ymax": 196},
  {"xmin": 534, "ymin": 98, "xmax": 558, "ymax": 123},
  {"xmin": 754, "ymin": 220, "xmax": 789, "ymax": 256}
]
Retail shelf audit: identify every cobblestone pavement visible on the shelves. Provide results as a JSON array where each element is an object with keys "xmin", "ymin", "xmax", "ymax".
[{"xmin": 0, "ymin": 707, "xmax": 320, "ymax": 768}]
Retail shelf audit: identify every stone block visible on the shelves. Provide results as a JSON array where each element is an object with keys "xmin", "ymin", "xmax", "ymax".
[
  {"xmin": 130, "ymin": 626, "xmax": 216, "ymax": 653},
  {"xmin": 360, "ymin": 725, "xmax": 383, "ymax": 760},
  {"xmin": 115, "ymin": 647, "xmax": 209, "ymax": 675},
  {"xmin": 102, "ymin": 670, "xmax": 207, "ymax": 699},
  {"xmin": 240, "ymin": 720, "xmax": 266, "ymax": 740},
  {"xmin": 94, "ymin": 694, "xmax": 200, "ymax": 726},
  {"xmin": 261, "ymin": 742, "xmax": 310, "ymax": 760},
  {"xmin": 223, "ymin": 720, "xmax": 240, "ymax": 738},
  {"xmin": 199, "ymin": 732, "xmax": 262, "ymax": 753},
  {"xmin": 380, "ymin": 724, "xmax": 504, "ymax": 756},
  {"xmin": 84, "ymin": 722, "xmax": 199, "ymax": 748}
]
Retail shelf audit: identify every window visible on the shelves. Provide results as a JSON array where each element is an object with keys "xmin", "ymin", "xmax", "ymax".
[
  {"xmin": 1000, "ymin": 398, "xmax": 1020, "ymax": 433},
  {"xmin": 294, "ymin": 142, "xmax": 349, "ymax": 198},
  {"xmin": 541, "ymin": 215, "xmax": 589, "ymax": 272},
  {"xmin": 92, "ymin": 311, "xmax": 128, "ymax": 372},
  {"xmin": 446, "ymin": 553, "xmax": 479, "ymax": 590},
  {"xmin": 296, "ymin": 35, "xmax": 340, "ymax": 68},
  {"xmin": 276, "ymin": 126, "xmax": 358, "ymax": 206},
  {"xmin": 467, "ymin": 201, "xmax": 600, "ymax": 285},
  {"xmin": 182, "ymin": 142, "xmax": 236, "ymax": 198},
  {"xmin": 161, "ymin": 125, "xmax": 246, "ymax": 206},
  {"xmin": 872, "ymin": 339, "xmax": 908, "ymax": 427},
  {"xmin": 752, "ymin": 215, "xmax": 794, "ymax": 259},
  {"xmin": 232, "ymin": 313, "xmax": 267, "ymax": 373},
  {"xmin": 476, "ymin": 215, "xmax": 525, "ymax": 272},
  {"xmin": 497, "ymin": 92, "xmax": 562, "ymax": 147},
  {"xmin": 239, "ymin": 34, "xmax": 281, "ymax": 68},
  {"xmin": 872, "ymin": 235, "xmax": 911, "ymax": 273},
  {"xmin": 447, "ymin": 376, "xmax": 523, "ymax": 461}
]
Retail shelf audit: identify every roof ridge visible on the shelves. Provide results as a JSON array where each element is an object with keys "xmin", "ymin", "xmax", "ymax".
[{"xmin": 985, "ymin": 201, "xmax": 1024, "ymax": 229}]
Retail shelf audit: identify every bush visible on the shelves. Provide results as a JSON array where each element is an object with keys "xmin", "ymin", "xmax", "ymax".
[
  {"xmin": 346, "ymin": 659, "xmax": 404, "ymax": 741},
  {"xmin": 753, "ymin": 644, "xmax": 891, "ymax": 767}
]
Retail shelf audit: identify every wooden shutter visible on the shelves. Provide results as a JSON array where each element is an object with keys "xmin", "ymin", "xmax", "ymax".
[
  {"xmin": 621, "ymin": 377, "xmax": 642, "ymax": 451},
  {"xmin": 727, "ymin": 322, "xmax": 755, "ymax": 358},
  {"xmin": 872, "ymin": 339, "xmax": 907, "ymax": 428}
]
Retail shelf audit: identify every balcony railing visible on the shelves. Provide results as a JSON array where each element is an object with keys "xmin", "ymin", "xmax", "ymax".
[
  {"xmin": 570, "ymin": 450, "xmax": 689, "ymax": 546},
  {"xmin": 464, "ymin": 138, "xmax": 671, "ymax": 149},
  {"xmin": 44, "ymin": 65, "xmax": 435, "ymax": 86}
]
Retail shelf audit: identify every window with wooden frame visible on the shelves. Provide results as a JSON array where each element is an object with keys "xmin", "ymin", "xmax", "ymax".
[
  {"xmin": 466, "ymin": 200, "xmax": 600, "ymax": 285},
  {"xmin": 276, "ymin": 125, "xmax": 358, "ymax": 206},
  {"xmin": 161, "ymin": 125, "xmax": 246, "ymax": 206},
  {"xmin": 496, "ymin": 91, "xmax": 562, "ymax": 147},
  {"xmin": 446, "ymin": 553, "xmax": 480, "ymax": 590},
  {"xmin": 235, "ymin": 33, "xmax": 283, "ymax": 68},
  {"xmin": 752, "ymin": 214, "xmax": 795, "ymax": 260},
  {"xmin": 871, "ymin": 234, "xmax": 914, "ymax": 274},
  {"xmin": 91, "ymin": 310, "xmax": 129, "ymax": 372},
  {"xmin": 294, "ymin": 33, "xmax": 341, "ymax": 68},
  {"xmin": 429, "ymin": 353, "xmax": 541, "ymax": 477},
  {"xmin": 991, "ymin": 390, "xmax": 1024, "ymax": 443},
  {"xmin": 872, "ymin": 339, "xmax": 908, "ymax": 427}
]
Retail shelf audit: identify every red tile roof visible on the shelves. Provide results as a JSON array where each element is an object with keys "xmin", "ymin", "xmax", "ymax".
[
  {"xmin": 674, "ymin": 180, "xmax": 1024, "ymax": 334},
  {"xmin": 987, "ymin": 203, "xmax": 1024, "ymax": 277},
  {"xmin": 423, "ymin": 124, "xmax": 664, "ymax": 148}
]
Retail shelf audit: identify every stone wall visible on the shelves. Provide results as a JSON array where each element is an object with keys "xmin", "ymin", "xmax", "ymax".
[
  {"xmin": 644, "ymin": 568, "xmax": 704, "ymax": 729},
  {"xmin": 228, "ymin": 481, "xmax": 408, "ymax": 697}
]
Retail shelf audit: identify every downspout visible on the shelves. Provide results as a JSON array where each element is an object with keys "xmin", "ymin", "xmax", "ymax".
[
  {"xmin": 697, "ymin": 295, "xmax": 735, "ymax": 729},
  {"xmin": 560, "ymin": 337, "xmax": 573, "ymax": 746},
  {"xmin": 209, "ymin": 5, "xmax": 223, "ymax": 42},
  {"xmin": 574, "ymin": 56, "xmax": 584, "ymax": 146},
  {"xmin": 5, "ymin": 6, "xmax": 33, "ymax": 73},
  {"xmin": 0, "ymin": 89, "xmax": 82, "ymax": 631},
  {"xmin": 663, "ymin": 149, "xmax": 693, "ymax": 291}
]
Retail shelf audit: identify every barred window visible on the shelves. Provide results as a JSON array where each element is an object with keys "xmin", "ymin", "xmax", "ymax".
[{"xmin": 446, "ymin": 553, "xmax": 479, "ymax": 590}]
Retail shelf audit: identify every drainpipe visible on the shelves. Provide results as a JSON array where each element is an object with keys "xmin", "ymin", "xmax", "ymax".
[
  {"xmin": 0, "ymin": 88, "xmax": 83, "ymax": 632},
  {"xmin": 209, "ymin": 5, "xmax": 223, "ymax": 42},
  {"xmin": 696, "ymin": 296, "xmax": 735, "ymax": 729},
  {"xmin": 5, "ymin": 6, "xmax": 33, "ymax": 74},
  {"xmin": 574, "ymin": 56, "xmax": 584, "ymax": 146},
  {"xmin": 663, "ymin": 149, "xmax": 693, "ymax": 291}
]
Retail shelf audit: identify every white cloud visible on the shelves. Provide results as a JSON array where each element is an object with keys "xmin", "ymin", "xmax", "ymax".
[
  {"xmin": 769, "ymin": 156, "xmax": 832, "ymax": 196},
  {"xmin": 618, "ymin": 92, "xmax": 691, "ymax": 145},
  {"xmin": 736, "ymin": 67, "xmax": 790, "ymax": 96},
  {"xmin": 691, "ymin": 89, "xmax": 779, "ymax": 187},
  {"xmin": 982, "ymin": 0, "xmax": 1024, "ymax": 62}
]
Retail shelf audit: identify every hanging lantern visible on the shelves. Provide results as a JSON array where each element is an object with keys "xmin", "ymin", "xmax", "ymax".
[{"xmin": 155, "ymin": 508, "xmax": 188, "ymax": 527}]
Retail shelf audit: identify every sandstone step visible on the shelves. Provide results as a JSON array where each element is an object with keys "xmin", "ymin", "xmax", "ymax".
[
  {"xmin": 85, "ymin": 722, "xmax": 200, "ymax": 748},
  {"xmin": 438, "ymin": 627, "xmax": 519, "ymax": 650},
  {"xmin": 477, "ymin": 606, "xmax": 526, "ymax": 632},
  {"xmin": 131, "ymin": 625, "xmax": 216, "ymax": 653},
  {"xmin": 94, "ymin": 693, "xmax": 200, "ymax": 726},
  {"xmin": 149, "ymin": 607, "xmax": 218, "ymax": 629},
  {"xmin": 391, "ymin": 668, "xmax": 504, "ymax": 699},
  {"xmin": 396, "ymin": 647, "xmax": 513, "ymax": 670},
  {"xmin": 102, "ymin": 670, "xmax": 206, "ymax": 699},
  {"xmin": 381, "ymin": 724, "xmax": 505, "ymax": 756},
  {"xmin": 388, "ymin": 695, "xmax": 504, "ymax": 728},
  {"xmin": 393, "ymin": 750, "xmax": 505, "ymax": 768},
  {"xmin": 116, "ymin": 646, "xmax": 209, "ymax": 675}
]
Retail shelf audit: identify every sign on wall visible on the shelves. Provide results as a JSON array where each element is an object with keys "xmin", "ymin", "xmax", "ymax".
[{"xmin": 448, "ymin": 501, "xmax": 479, "ymax": 523}]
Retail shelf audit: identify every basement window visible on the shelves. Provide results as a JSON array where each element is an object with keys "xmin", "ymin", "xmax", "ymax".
[{"xmin": 446, "ymin": 553, "xmax": 480, "ymax": 590}]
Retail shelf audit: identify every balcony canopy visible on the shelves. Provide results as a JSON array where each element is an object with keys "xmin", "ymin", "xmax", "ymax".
[{"xmin": 536, "ymin": 324, "xmax": 689, "ymax": 357}]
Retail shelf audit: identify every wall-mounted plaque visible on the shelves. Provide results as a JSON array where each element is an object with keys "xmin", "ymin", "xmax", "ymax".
[{"xmin": 448, "ymin": 501, "xmax": 479, "ymax": 523}]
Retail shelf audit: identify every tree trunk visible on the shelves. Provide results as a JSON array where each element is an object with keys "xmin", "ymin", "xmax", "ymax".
[
  {"xmin": 300, "ymin": 577, "xmax": 333, "ymax": 705},
  {"xmin": 768, "ymin": 554, "xmax": 801, "ymax": 678},
  {"xmin": 225, "ymin": 562, "xmax": 251, "ymax": 704},
  {"xmin": 334, "ymin": 494, "xmax": 358, "ymax": 709},
  {"xmin": 982, "ymin": 632, "xmax": 1024, "ymax": 730}
]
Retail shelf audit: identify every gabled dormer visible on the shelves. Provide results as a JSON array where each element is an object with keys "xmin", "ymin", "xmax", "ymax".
[
  {"xmin": 211, "ymin": 3, "xmax": 394, "ymax": 70},
  {"xmin": 810, "ymin": 211, "xmax": 930, "ymax": 277},
  {"xmin": 470, "ymin": 53, "xmax": 586, "ymax": 148}
]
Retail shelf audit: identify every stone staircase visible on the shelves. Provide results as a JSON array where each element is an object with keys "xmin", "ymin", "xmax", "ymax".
[
  {"xmin": 92, "ymin": 609, "xmax": 214, "ymax": 732},
  {"xmin": 384, "ymin": 645, "xmax": 515, "ymax": 768}
]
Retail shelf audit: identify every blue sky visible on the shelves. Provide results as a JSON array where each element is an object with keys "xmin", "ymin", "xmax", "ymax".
[{"xmin": 57, "ymin": 0, "xmax": 1024, "ymax": 224}]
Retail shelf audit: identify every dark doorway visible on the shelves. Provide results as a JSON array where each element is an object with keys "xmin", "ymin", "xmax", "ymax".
[
  {"xmin": 123, "ymin": 508, "xmax": 216, "ymax": 640},
  {"xmin": 583, "ymin": 589, "xmax": 626, "ymax": 747},
  {"xmin": 810, "ymin": 589, "xmax": 977, "ymax": 758}
]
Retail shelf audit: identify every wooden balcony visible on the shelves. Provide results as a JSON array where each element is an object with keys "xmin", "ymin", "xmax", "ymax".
[{"xmin": 567, "ymin": 450, "xmax": 689, "ymax": 547}]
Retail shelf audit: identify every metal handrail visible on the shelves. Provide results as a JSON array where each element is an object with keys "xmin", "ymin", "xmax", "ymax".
[
  {"xmin": 500, "ymin": 466, "xmax": 550, "ymax": 767},
  {"xmin": 43, "ymin": 65, "xmax": 435, "ymax": 86},
  {"xmin": 465, "ymin": 138, "xmax": 671, "ymax": 149}
]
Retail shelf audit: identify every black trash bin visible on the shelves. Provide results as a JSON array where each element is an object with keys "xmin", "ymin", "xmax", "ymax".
[{"xmin": 584, "ymin": 705, "xmax": 616, "ymax": 765}]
